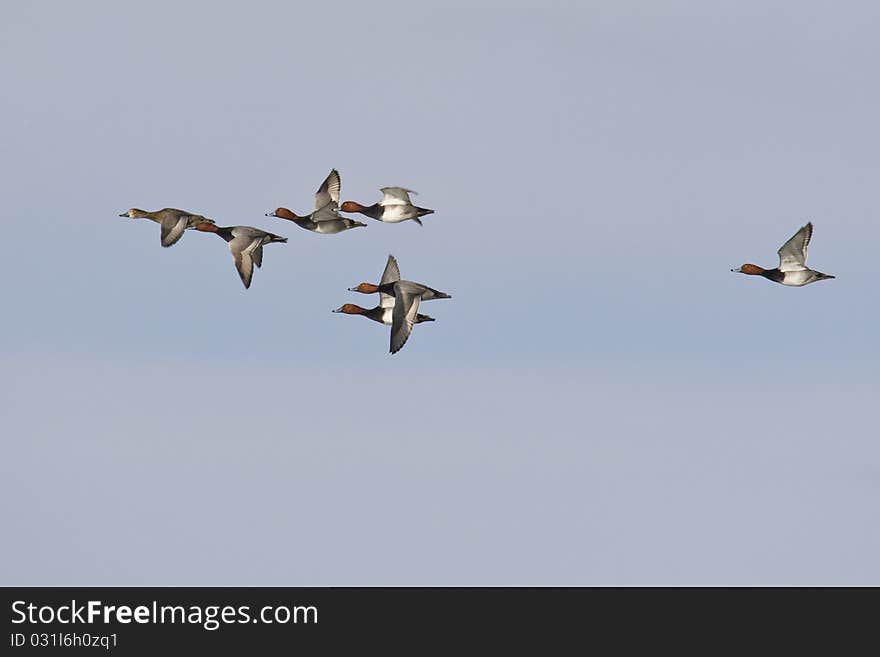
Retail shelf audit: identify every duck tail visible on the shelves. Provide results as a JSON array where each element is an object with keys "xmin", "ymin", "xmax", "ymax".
[
  {"xmin": 416, "ymin": 207, "xmax": 434, "ymax": 217},
  {"xmin": 268, "ymin": 234, "xmax": 288, "ymax": 243}
]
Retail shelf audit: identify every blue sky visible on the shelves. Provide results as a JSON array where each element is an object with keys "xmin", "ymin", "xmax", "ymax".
[{"xmin": 2, "ymin": 1, "xmax": 878, "ymax": 584}]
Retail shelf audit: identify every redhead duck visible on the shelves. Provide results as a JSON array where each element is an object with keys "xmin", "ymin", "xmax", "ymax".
[
  {"xmin": 194, "ymin": 222, "xmax": 287, "ymax": 289},
  {"xmin": 333, "ymin": 255, "xmax": 435, "ymax": 328},
  {"xmin": 119, "ymin": 208, "xmax": 214, "ymax": 247},
  {"xmin": 266, "ymin": 169, "xmax": 366, "ymax": 234},
  {"xmin": 340, "ymin": 187, "xmax": 434, "ymax": 226},
  {"xmin": 348, "ymin": 255, "xmax": 451, "ymax": 353},
  {"xmin": 732, "ymin": 222, "xmax": 835, "ymax": 286},
  {"xmin": 332, "ymin": 304, "xmax": 435, "ymax": 326}
]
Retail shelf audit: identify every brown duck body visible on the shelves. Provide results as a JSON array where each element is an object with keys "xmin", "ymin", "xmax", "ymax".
[{"xmin": 119, "ymin": 207, "xmax": 213, "ymax": 247}]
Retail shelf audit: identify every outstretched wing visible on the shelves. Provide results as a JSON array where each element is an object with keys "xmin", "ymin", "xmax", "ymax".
[
  {"xmin": 160, "ymin": 214, "xmax": 190, "ymax": 247},
  {"xmin": 315, "ymin": 169, "xmax": 341, "ymax": 210},
  {"xmin": 230, "ymin": 237, "xmax": 262, "ymax": 289},
  {"xmin": 379, "ymin": 255, "xmax": 401, "ymax": 309},
  {"xmin": 777, "ymin": 222, "xmax": 812, "ymax": 271},
  {"xmin": 390, "ymin": 286, "xmax": 421, "ymax": 354},
  {"xmin": 232, "ymin": 251, "xmax": 253, "ymax": 289},
  {"xmin": 379, "ymin": 187, "xmax": 416, "ymax": 206}
]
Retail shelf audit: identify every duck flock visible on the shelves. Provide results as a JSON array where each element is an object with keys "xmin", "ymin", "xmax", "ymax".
[
  {"xmin": 120, "ymin": 168, "xmax": 836, "ymax": 354},
  {"xmin": 119, "ymin": 169, "xmax": 450, "ymax": 355}
]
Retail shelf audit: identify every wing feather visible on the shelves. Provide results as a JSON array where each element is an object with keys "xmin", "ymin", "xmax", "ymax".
[
  {"xmin": 230, "ymin": 237, "xmax": 262, "ymax": 289},
  {"xmin": 160, "ymin": 214, "xmax": 190, "ymax": 247},
  {"xmin": 777, "ymin": 222, "xmax": 812, "ymax": 272},
  {"xmin": 379, "ymin": 187, "xmax": 416, "ymax": 206},
  {"xmin": 390, "ymin": 287, "xmax": 420, "ymax": 354},
  {"xmin": 315, "ymin": 169, "xmax": 341, "ymax": 209},
  {"xmin": 379, "ymin": 255, "xmax": 401, "ymax": 309}
]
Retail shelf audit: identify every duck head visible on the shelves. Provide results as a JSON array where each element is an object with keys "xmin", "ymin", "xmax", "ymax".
[
  {"xmin": 332, "ymin": 304, "xmax": 366, "ymax": 315},
  {"xmin": 348, "ymin": 283, "xmax": 379, "ymax": 294},
  {"xmin": 266, "ymin": 207, "xmax": 299, "ymax": 220},
  {"xmin": 731, "ymin": 264, "xmax": 765, "ymax": 275},
  {"xmin": 340, "ymin": 201, "xmax": 367, "ymax": 213}
]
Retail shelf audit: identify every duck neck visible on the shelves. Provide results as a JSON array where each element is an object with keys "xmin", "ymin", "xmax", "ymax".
[
  {"xmin": 761, "ymin": 268, "xmax": 785, "ymax": 283},
  {"xmin": 376, "ymin": 282, "xmax": 397, "ymax": 295},
  {"xmin": 295, "ymin": 215, "xmax": 317, "ymax": 230},
  {"xmin": 350, "ymin": 203, "xmax": 382, "ymax": 219},
  {"xmin": 197, "ymin": 224, "xmax": 233, "ymax": 241},
  {"xmin": 363, "ymin": 306, "xmax": 387, "ymax": 323},
  {"xmin": 215, "ymin": 226, "xmax": 236, "ymax": 241},
  {"xmin": 274, "ymin": 208, "xmax": 306, "ymax": 225}
]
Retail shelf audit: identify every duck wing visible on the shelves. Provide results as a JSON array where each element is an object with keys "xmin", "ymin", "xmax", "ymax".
[
  {"xmin": 777, "ymin": 222, "xmax": 812, "ymax": 271},
  {"xmin": 396, "ymin": 279, "xmax": 451, "ymax": 301},
  {"xmin": 379, "ymin": 187, "xmax": 416, "ymax": 206},
  {"xmin": 252, "ymin": 245, "xmax": 263, "ymax": 269},
  {"xmin": 232, "ymin": 250, "xmax": 254, "ymax": 289},
  {"xmin": 229, "ymin": 235, "xmax": 263, "ymax": 289},
  {"xmin": 160, "ymin": 213, "xmax": 191, "ymax": 247},
  {"xmin": 315, "ymin": 169, "xmax": 341, "ymax": 209},
  {"xmin": 379, "ymin": 255, "xmax": 401, "ymax": 309},
  {"xmin": 390, "ymin": 285, "xmax": 421, "ymax": 354}
]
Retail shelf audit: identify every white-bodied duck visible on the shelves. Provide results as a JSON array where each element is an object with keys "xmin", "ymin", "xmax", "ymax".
[
  {"xmin": 732, "ymin": 222, "xmax": 835, "ymax": 286},
  {"xmin": 340, "ymin": 187, "xmax": 434, "ymax": 226}
]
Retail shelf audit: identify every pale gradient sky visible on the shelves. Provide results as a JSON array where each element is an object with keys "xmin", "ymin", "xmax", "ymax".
[{"xmin": 2, "ymin": 0, "xmax": 878, "ymax": 584}]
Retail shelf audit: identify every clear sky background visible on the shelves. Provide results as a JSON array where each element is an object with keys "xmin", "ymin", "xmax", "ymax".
[{"xmin": 2, "ymin": 1, "xmax": 878, "ymax": 584}]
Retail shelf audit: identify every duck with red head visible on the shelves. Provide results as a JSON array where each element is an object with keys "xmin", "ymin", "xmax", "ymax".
[
  {"xmin": 265, "ymin": 169, "xmax": 366, "ymax": 234},
  {"xmin": 332, "ymin": 303, "xmax": 435, "ymax": 326},
  {"xmin": 732, "ymin": 222, "xmax": 835, "ymax": 287},
  {"xmin": 194, "ymin": 222, "xmax": 287, "ymax": 289},
  {"xmin": 343, "ymin": 255, "xmax": 451, "ymax": 354},
  {"xmin": 340, "ymin": 187, "xmax": 434, "ymax": 226},
  {"xmin": 348, "ymin": 279, "xmax": 451, "ymax": 300}
]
